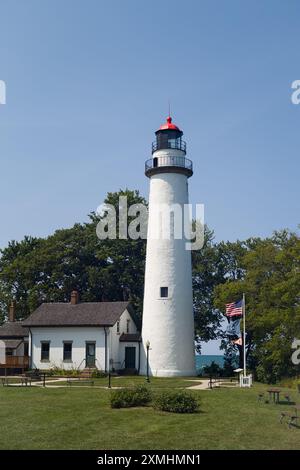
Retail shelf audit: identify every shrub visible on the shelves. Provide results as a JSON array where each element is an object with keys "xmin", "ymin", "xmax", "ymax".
[
  {"xmin": 203, "ymin": 361, "xmax": 222, "ymax": 377},
  {"xmin": 92, "ymin": 369, "xmax": 107, "ymax": 378},
  {"xmin": 154, "ymin": 390, "xmax": 199, "ymax": 413},
  {"xmin": 134, "ymin": 385, "xmax": 152, "ymax": 405},
  {"xmin": 48, "ymin": 367, "xmax": 80, "ymax": 377},
  {"xmin": 110, "ymin": 385, "xmax": 152, "ymax": 408}
]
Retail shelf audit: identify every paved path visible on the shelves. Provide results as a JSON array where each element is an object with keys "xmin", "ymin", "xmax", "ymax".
[
  {"xmin": 186, "ymin": 379, "xmax": 239, "ymax": 390},
  {"xmin": 186, "ymin": 379, "xmax": 212, "ymax": 390}
]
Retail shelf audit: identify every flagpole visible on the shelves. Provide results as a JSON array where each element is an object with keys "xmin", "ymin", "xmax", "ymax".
[{"xmin": 243, "ymin": 293, "xmax": 246, "ymax": 376}]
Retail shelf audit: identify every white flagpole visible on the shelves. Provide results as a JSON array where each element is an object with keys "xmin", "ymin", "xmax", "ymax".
[{"xmin": 243, "ymin": 293, "xmax": 246, "ymax": 376}]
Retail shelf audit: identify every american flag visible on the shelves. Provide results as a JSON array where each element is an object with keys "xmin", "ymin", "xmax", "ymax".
[{"xmin": 225, "ymin": 299, "xmax": 243, "ymax": 317}]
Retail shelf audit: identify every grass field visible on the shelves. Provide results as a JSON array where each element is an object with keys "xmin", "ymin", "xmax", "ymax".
[{"xmin": 0, "ymin": 377, "xmax": 299, "ymax": 450}]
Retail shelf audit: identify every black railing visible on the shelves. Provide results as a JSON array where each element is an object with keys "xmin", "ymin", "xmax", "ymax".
[
  {"xmin": 145, "ymin": 155, "xmax": 193, "ymax": 174},
  {"xmin": 152, "ymin": 140, "xmax": 186, "ymax": 153}
]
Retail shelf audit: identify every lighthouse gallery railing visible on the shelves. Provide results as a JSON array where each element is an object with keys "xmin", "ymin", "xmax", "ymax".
[{"xmin": 145, "ymin": 155, "xmax": 193, "ymax": 173}]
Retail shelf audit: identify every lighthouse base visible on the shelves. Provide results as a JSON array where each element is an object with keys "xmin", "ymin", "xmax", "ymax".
[{"xmin": 139, "ymin": 368, "xmax": 197, "ymax": 378}]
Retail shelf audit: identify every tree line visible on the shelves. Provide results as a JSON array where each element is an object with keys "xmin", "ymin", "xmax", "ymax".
[{"xmin": 0, "ymin": 189, "xmax": 299, "ymax": 382}]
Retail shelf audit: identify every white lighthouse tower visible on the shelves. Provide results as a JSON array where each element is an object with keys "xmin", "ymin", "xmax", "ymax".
[{"xmin": 141, "ymin": 116, "xmax": 196, "ymax": 377}]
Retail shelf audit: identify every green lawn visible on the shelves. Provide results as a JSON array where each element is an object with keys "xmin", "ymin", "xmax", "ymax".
[
  {"xmin": 55, "ymin": 375, "xmax": 198, "ymax": 388},
  {"xmin": 0, "ymin": 377, "xmax": 299, "ymax": 450}
]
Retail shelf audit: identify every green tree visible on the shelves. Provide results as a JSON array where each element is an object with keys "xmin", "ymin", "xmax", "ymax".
[
  {"xmin": 203, "ymin": 361, "xmax": 222, "ymax": 377},
  {"xmin": 214, "ymin": 230, "xmax": 300, "ymax": 382},
  {"xmin": 193, "ymin": 232, "xmax": 248, "ymax": 350},
  {"xmin": 0, "ymin": 189, "xmax": 146, "ymax": 322},
  {"xmin": 192, "ymin": 227, "xmax": 225, "ymax": 347}
]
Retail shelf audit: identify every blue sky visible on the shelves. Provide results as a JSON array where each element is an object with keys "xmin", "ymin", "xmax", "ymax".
[{"xmin": 0, "ymin": 1, "xmax": 299, "ymax": 353}]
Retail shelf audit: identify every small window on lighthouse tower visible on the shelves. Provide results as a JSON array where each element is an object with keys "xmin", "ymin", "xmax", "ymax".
[{"xmin": 160, "ymin": 287, "xmax": 168, "ymax": 298}]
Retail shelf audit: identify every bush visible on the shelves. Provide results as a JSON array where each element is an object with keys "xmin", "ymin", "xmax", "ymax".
[
  {"xmin": 203, "ymin": 361, "xmax": 222, "ymax": 377},
  {"xmin": 110, "ymin": 385, "xmax": 152, "ymax": 408},
  {"xmin": 48, "ymin": 367, "xmax": 80, "ymax": 377},
  {"xmin": 154, "ymin": 390, "xmax": 199, "ymax": 413},
  {"xmin": 91, "ymin": 369, "xmax": 107, "ymax": 378}
]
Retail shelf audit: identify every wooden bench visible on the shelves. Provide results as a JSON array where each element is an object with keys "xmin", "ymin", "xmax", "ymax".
[
  {"xmin": 257, "ymin": 393, "xmax": 264, "ymax": 403},
  {"xmin": 283, "ymin": 393, "xmax": 291, "ymax": 404},
  {"xmin": 279, "ymin": 410, "xmax": 299, "ymax": 428},
  {"xmin": 1, "ymin": 377, "xmax": 9, "ymax": 386},
  {"xmin": 288, "ymin": 414, "xmax": 299, "ymax": 428},
  {"xmin": 24, "ymin": 370, "xmax": 42, "ymax": 382},
  {"xmin": 1, "ymin": 376, "xmax": 31, "ymax": 386},
  {"xmin": 21, "ymin": 376, "xmax": 32, "ymax": 386}
]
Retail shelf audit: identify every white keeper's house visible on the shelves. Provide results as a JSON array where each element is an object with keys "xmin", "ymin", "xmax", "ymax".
[{"xmin": 20, "ymin": 291, "xmax": 141, "ymax": 373}]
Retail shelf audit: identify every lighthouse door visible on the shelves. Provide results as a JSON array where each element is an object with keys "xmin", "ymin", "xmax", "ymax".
[{"xmin": 125, "ymin": 347, "xmax": 136, "ymax": 369}]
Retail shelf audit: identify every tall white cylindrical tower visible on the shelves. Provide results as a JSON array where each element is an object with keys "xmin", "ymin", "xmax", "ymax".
[{"xmin": 141, "ymin": 116, "xmax": 196, "ymax": 377}]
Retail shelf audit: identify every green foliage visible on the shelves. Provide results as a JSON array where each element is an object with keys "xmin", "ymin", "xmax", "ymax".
[
  {"xmin": 0, "ymin": 189, "xmax": 146, "ymax": 322},
  {"xmin": 192, "ymin": 229, "xmax": 247, "ymax": 349},
  {"xmin": 154, "ymin": 390, "xmax": 199, "ymax": 413},
  {"xmin": 110, "ymin": 385, "xmax": 152, "ymax": 408},
  {"xmin": 91, "ymin": 369, "xmax": 107, "ymax": 378},
  {"xmin": 214, "ymin": 230, "xmax": 300, "ymax": 382},
  {"xmin": 222, "ymin": 346, "xmax": 237, "ymax": 376},
  {"xmin": 47, "ymin": 367, "xmax": 80, "ymax": 377},
  {"xmin": 192, "ymin": 227, "xmax": 224, "ymax": 346},
  {"xmin": 202, "ymin": 361, "xmax": 222, "ymax": 377}
]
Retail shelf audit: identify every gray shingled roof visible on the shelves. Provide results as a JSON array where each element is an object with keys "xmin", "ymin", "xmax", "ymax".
[
  {"xmin": 0, "ymin": 322, "xmax": 29, "ymax": 338},
  {"xmin": 22, "ymin": 301, "xmax": 132, "ymax": 327}
]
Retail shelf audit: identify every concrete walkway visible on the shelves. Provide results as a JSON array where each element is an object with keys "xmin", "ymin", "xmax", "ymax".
[
  {"xmin": 186, "ymin": 378, "xmax": 239, "ymax": 390},
  {"xmin": 186, "ymin": 379, "xmax": 212, "ymax": 390}
]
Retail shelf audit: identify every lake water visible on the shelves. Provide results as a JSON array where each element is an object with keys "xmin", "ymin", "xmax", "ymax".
[{"xmin": 195, "ymin": 355, "xmax": 224, "ymax": 372}]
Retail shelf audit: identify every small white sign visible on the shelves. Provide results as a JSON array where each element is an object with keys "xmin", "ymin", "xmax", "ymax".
[{"xmin": 240, "ymin": 374, "xmax": 252, "ymax": 388}]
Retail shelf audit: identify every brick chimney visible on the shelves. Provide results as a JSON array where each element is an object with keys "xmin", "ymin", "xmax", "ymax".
[
  {"xmin": 70, "ymin": 291, "xmax": 79, "ymax": 305},
  {"xmin": 9, "ymin": 300, "xmax": 16, "ymax": 322}
]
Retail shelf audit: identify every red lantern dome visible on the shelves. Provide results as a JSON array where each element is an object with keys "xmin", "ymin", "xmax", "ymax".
[{"xmin": 158, "ymin": 116, "xmax": 181, "ymax": 132}]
